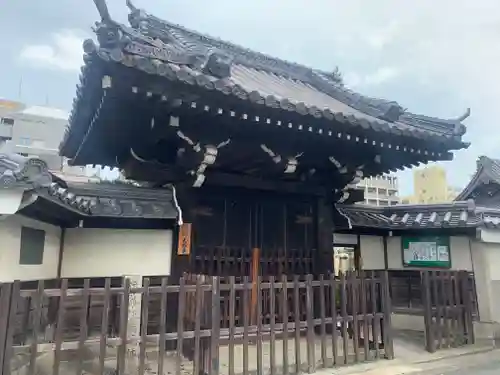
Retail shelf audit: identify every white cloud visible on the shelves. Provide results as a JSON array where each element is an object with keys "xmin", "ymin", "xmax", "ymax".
[
  {"xmin": 345, "ymin": 67, "xmax": 401, "ymax": 88},
  {"xmin": 19, "ymin": 30, "xmax": 86, "ymax": 72}
]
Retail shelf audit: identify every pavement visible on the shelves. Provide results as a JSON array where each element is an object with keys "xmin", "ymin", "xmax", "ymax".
[{"xmin": 315, "ymin": 339, "xmax": 499, "ymax": 375}]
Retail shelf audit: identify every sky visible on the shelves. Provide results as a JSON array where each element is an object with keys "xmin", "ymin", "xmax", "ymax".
[{"xmin": 1, "ymin": 0, "xmax": 499, "ymax": 195}]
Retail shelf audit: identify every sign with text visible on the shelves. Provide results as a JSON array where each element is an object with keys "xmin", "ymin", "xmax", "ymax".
[
  {"xmin": 177, "ymin": 223, "xmax": 192, "ymax": 256},
  {"xmin": 402, "ymin": 236, "xmax": 451, "ymax": 268}
]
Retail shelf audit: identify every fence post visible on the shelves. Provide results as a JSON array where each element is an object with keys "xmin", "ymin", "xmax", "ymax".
[
  {"xmin": 210, "ymin": 276, "xmax": 220, "ymax": 375},
  {"xmin": 1, "ymin": 281, "xmax": 20, "ymax": 375},
  {"xmin": 381, "ymin": 271, "xmax": 394, "ymax": 359},
  {"xmin": 421, "ymin": 271, "xmax": 436, "ymax": 353},
  {"xmin": 305, "ymin": 274, "xmax": 315, "ymax": 373},
  {"xmin": 460, "ymin": 271, "xmax": 475, "ymax": 345},
  {"xmin": 0, "ymin": 283, "xmax": 13, "ymax": 374}
]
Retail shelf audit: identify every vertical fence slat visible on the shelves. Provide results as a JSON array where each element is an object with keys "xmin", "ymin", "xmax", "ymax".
[
  {"xmin": 52, "ymin": 279, "xmax": 68, "ymax": 375},
  {"xmin": 293, "ymin": 275, "xmax": 301, "ymax": 374},
  {"xmin": 430, "ymin": 271, "xmax": 441, "ymax": 349},
  {"xmin": 27, "ymin": 280, "xmax": 44, "ymax": 375},
  {"xmin": 281, "ymin": 275, "xmax": 289, "ymax": 375},
  {"xmin": 256, "ymin": 276, "xmax": 263, "ymax": 375},
  {"xmin": 447, "ymin": 272, "xmax": 457, "ymax": 346},
  {"xmin": 176, "ymin": 277, "xmax": 186, "ymax": 375},
  {"xmin": 370, "ymin": 272, "xmax": 380, "ymax": 359},
  {"xmin": 329, "ymin": 274, "xmax": 339, "ymax": 366},
  {"xmin": 227, "ymin": 276, "xmax": 235, "ymax": 375},
  {"xmin": 453, "ymin": 272, "xmax": 464, "ymax": 346},
  {"xmin": 117, "ymin": 278, "xmax": 130, "ymax": 375},
  {"xmin": 381, "ymin": 271, "xmax": 394, "ymax": 359},
  {"xmin": 349, "ymin": 272, "xmax": 360, "ymax": 363},
  {"xmin": 76, "ymin": 279, "xmax": 90, "ymax": 375},
  {"xmin": 318, "ymin": 275, "xmax": 327, "ymax": 368},
  {"xmin": 422, "ymin": 271, "xmax": 435, "ymax": 353},
  {"xmin": 360, "ymin": 271, "xmax": 370, "ymax": 361},
  {"xmin": 0, "ymin": 283, "xmax": 12, "ymax": 375},
  {"xmin": 2, "ymin": 281, "xmax": 19, "ymax": 375},
  {"xmin": 139, "ymin": 278, "xmax": 150, "ymax": 375},
  {"xmin": 439, "ymin": 272, "xmax": 450, "ymax": 348},
  {"xmin": 340, "ymin": 273, "xmax": 349, "ymax": 365},
  {"xmin": 269, "ymin": 276, "xmax": 276, "ymax": 375},
  {"xmin": 209, "ymin": 277, "xmax": 220, "ymax": 375},
  {"xmin": 305, "ymin": 274, "xmax": 315, "ymax": 373},
  {"xmin": 98, "ymin": 278, "xmax": 111, "ymax": 375},
  {"xmin": 157, "ymin": 277, "xmax": 168, "ymax": 375},
  {"xmin": 461, "ymin": 271, "xmax": 475, "ymax": 344},
  {"xmin": 242, "ymin": 276, "xmax": 250, "ymax": 375},
  {"xmin": 196, "ymin": 276, "xmax": 207, "ymax": 375}
]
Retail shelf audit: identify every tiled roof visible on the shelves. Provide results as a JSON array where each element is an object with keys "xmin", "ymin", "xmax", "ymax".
[
  {"xmin": 0, "ymin": 153, "xmax": 52, "ymax": 189},
  {"xmin": 60, "ymin": 0, "xmax": 470, "ymax": 158},
  {"xmin": 337, "ymin": 200, "xmax": 494, "ymax": 229},
  {"xmin": 456, "ymin": 156, "xmax": 500, "ymax": 201},
  {"xmin": 0, "ymin": 153, "xmax": 178, "ymax": 220}
]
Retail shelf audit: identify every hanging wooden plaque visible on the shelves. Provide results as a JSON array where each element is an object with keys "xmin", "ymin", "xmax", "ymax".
[{"xmin": 177, "ymin": 223, "xmax": 192, "ymax": 256}]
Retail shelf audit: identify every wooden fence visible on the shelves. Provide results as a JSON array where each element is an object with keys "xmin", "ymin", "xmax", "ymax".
[
  {"xmin": 0, "ymin": 271, "xmax": 393, "ymax": 375},
  {"xmin": 421, "ymin": 270, "xmax": 475, "ymax": 353},
  {"xmin": 389, "ymin": 270, "xmax": 478, "ymax": 318}
]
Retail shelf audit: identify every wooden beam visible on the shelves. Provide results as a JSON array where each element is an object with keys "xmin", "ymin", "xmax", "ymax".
[{"xmin": 203, "ymin": 171, "xmax": 330, "ymax": 195}]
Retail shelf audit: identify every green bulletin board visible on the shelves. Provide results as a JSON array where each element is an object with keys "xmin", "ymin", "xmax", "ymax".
[{"xmin": 401, "ymin": 236, "xmax": 451, "ymax": 268}]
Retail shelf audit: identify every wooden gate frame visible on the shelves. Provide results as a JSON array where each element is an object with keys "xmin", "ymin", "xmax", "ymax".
[{"xmin": 421, "ymin": 270, "xmax": 475, "ymax": 353}]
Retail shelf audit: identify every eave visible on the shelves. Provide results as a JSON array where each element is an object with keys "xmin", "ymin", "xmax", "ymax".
[
  {"xmin": 0, "ymin": 153, "xmax": 179, "ymax": 225},
  {"xmin": 336, "ymin": 200, "xmax": 483, "ymax": 230}
]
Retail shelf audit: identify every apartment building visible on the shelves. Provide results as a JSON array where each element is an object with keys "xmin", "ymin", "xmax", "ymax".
[
  {"xmin": 401, "ymin": 165, "xmax": 459, "ymax": 204},
  {"xmin": 0, "ymin": 99, "xmax": 101, "ymax": 182},
  {"xmin": 357, "ymin": 174, "xmax": 400, "ymax": 206},
  {"xmin": 0, "ymin": 99, "xmax": 68, "ymax": 170}
]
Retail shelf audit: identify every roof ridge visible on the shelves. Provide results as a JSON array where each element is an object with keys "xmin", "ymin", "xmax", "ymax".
[{"xmin": 127, "ymin": 6, "xmax": 312, "ymax": 77}]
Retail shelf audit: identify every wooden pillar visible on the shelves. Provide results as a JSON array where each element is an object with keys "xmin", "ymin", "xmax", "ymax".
[
  {"xmin": 166, "ymin": 185, "xmax": 196, "ymax": 350},
  {"xmin": 316, "ymin": 196, "xmax": 334, "ymax": 275},
  {"xmin": 171, "ymin": 185, "xmax": 197, "ymax": 280}
]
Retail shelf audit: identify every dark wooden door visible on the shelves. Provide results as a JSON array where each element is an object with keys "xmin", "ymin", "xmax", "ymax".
[{"xmin": 190, "ymin": 188, "xmax": 316, "ymax": 276}]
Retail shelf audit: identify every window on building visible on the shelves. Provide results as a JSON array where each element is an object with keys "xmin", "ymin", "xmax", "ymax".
[
  {"xmin": 19, "ymin": 227, "xmax": 45, "ymax": 265},
  {"xmin": 389, "ymin": 200, "xmax": 399, "ymax": 206},
  {"xmin": 18, "ymin": 137, "xmax": 31, "ymax": 146},
  {"xmin": 1, "ymin": 117, "xmax": 14, "ymax": 125},
  {"xmin": 388, "ymin": 189, "xmax": 397, "ymax": 196},
  {"xmin": 379, "ymin": 200, "xmax": 389, "ymax": 206},
  {"xmin": 378, "ymin": 188, "xmax": 387, "ymax": 196},
  {"xmin": 367, "ymin": 187, "xmax": 376, "ymax": 194},
  {"xmin": 367, "ymin": 199, "xmax": 378, "ymax": 205}
]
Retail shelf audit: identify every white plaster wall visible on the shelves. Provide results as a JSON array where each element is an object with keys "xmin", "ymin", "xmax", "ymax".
[
  {"xmin": 470, "ymin": 240, "xmax": 494, "ymax": 322},
  {"xmin": 0, "ymin": 189, "xmax": 24, "ymax": 214},
  {"xmin": 359, "ymin": 235, "xmax": 385, "ymax": 269},
  {"xmin": 449, "ymin": 236, "xmax": 474, "ymax": 271},
  {"xmin": 61, "ymin": 228, "xmax": 173, "ymax": 278},
  {"xmin": 386, "ymin": 236, "xmax": 402, "ymax": 269},
  {"xmin": 471, "ymin": 235, "xmax": 500, "ymax": 323},
  {"xmin": 0, "ymin": 215, "xmax": 61, "ymax": 282}
]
